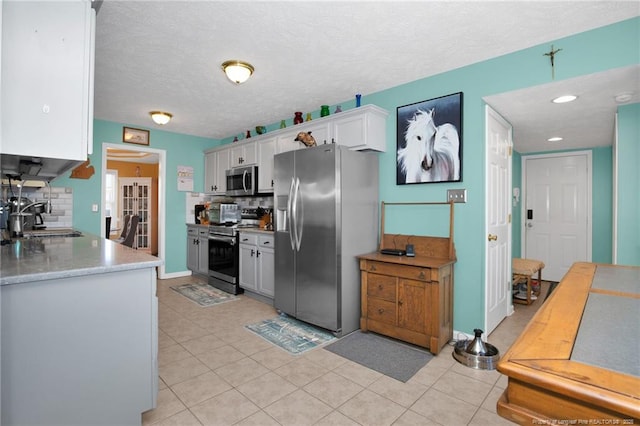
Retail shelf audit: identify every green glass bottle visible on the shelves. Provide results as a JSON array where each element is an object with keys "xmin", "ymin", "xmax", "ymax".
[{"xmin": 320, "ymin": 105, "xmax": 330, "ymax": 117}]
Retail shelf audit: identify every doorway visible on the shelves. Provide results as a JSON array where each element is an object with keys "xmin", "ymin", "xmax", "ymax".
[
  {"xmin": 101, "ymin": 143, "xmax": 167, "ymax": 277},
  {"xmin": 522, "ymin": 151, "xmax": 592, "ymax": 281}
]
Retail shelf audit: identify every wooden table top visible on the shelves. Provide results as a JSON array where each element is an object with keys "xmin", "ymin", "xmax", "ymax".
[{"xmin": 497, "ymin": 262, "xmax": 640, "ymax": 420}]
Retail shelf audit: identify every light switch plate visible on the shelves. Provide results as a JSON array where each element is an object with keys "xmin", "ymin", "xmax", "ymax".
[{"xmin": 447, "ymin": 189, "xmax": 467, "ymax": 203}]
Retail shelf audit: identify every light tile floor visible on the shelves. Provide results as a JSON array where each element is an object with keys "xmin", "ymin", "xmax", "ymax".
[{"xmin": 144, "ymin": 276, "xmax": 551, "ymax": 425}]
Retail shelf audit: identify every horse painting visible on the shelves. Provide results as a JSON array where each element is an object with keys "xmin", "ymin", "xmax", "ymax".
[{"xmin": 397, "ymin": 108, "xmax": 460, "ymax": 183}]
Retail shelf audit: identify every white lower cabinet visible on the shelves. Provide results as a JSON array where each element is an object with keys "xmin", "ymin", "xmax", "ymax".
[
  {"xmin": 186, "ymin": 225, "xmax": 208, "ymax": 276},
  {"xmin": 239, "ymin": 232, "xmax": 274, "ymax": 299}
]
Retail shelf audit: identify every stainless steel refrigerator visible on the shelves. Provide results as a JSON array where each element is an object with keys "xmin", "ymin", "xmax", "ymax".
[{"xmin": 274, "ymin": 144, "xmax": 379, "ymax": 337}]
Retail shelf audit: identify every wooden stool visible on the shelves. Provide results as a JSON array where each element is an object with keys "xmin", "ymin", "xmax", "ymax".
[{"xmin": 512, "ymin": 258, "xmax": 544, "ymax": 305}]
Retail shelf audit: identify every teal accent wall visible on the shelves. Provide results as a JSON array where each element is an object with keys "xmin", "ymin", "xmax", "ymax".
[
  {"xmin": 56, "ymin": 17, "xmax": 638, "ymax": 333},
  {"xmin": 616, "ymin": 103, "xmax": 640, "ymax": 266},
  {"xmin": 512, "ymin": 150, "xmax": 522, "ymax": 258},
  {"xmin": 52, "ymin": 120, "xmax": 218, "ymax": 274},
  {"xmin": 592, "ymin": 147, "xmax": 613, "ymax": 264}
]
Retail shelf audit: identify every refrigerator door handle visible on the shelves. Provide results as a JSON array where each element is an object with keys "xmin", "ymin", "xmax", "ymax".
[
  {"xmin": 294, "ymin": 177, "xmax": 303, "ymax": 250},
  {"xmin": 287, "ymin": 177, "xmax": 296, "ymax": 250},
  {"xmin": 291, "ymin": 177, "xmax": 301, "ymax": 251}
]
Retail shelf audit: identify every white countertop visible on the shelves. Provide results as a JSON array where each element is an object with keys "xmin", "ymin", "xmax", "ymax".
[{"xmin": 0, "ymin": 232, "xmax": 163, "ymax": 286}]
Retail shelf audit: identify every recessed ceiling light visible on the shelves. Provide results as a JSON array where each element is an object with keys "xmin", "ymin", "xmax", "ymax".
[
  {"xmin": 552, "ymin": 95, "xmax": 577, "ymax": 104},
  {"xmin": 548, "ymin": 137, "xmax": 563, "ymax": 142},
  {"xmin": 614, "ymin": 92, "xmax": 633, "ymax": 103}
]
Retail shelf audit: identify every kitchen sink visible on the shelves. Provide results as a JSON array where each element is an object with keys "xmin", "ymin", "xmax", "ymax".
[{"xmin": 22, "ymin": 229, "xmax": 83, "ymax": 238}]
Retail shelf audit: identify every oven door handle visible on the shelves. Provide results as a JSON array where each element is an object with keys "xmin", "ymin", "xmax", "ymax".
[{"xmin": 208, "ymin": 235, "xmax": 236, "ymax": 245}]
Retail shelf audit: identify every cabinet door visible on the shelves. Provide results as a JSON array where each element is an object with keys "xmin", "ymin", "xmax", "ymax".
[
  {"xmin": 258, "ymin": 138, "xmax": 276, "ymax": 193},
  {"xmin": 239, "ymin": 244, "xmax": 257, "ymax": 291},
  {"xmin": 276, "ymin": 121, "xmax": 330, "ymax": 153},
  {"xmin": 1, "ymin": 1, "xmax": 95, "ymax": 160},
  {"xmin": 197, "ymin": 235, "xmax": 209, "ymax": 275},
  {"xmin": 257, "ymin": 235, "xmax": 275, "ymax": 297},
  {"xmin": 205, "ymin": 149, "xmax": 230, "ymax": 194},
  {"xmin": 331, "ymin": 106, "xmax": 388, "ymax": 152},
  {"xmin": 215, "ymin": 150, "xmax": 230, "ymax": 194},
  {"xmin": 204, "ymin": 152, "xmax": 217, "ymax": 193},
  {"xmin": 258, "ymin": 248, "xmax": 274, "ymax": 297},
  {"xmin": 398, "ymin": 279, "xmax": 428, "ymax": 334},
  {"xmin": 186, "ymin": 229, "xmax": 199, "ymax": 272},
  {"xmin": 229, "ymin": 141, "xmax": 257, "ymax": 168}
]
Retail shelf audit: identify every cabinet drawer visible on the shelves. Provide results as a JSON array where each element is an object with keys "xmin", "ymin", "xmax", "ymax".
[
  {"xmin": 258, "ymin": 235, "xmax": 274, "ymax": 249},
  {"xmin": 364, "ymin": 261, "xmax": 430, "ymax": 282},
  {"xmin": 187, "ymin": 227, "xmax": 198, "ymax": 236},
  {"xmin": 367, "ymin": 274, "xmax": 396, "ymax": 301},
  {"xmin": 367, "ymin": 298, "xmax": 396, "ymax": 325},
  {"xmin": 239, "ymin": 233, "xmax": 258, "ymax": 245}
]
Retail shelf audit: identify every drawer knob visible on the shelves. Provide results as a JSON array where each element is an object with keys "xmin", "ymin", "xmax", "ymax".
[
  {"xmin": 378, "ymin": 308, "xmax": 384, "ymax": 314},
  {"xmin": 369, "ymin": 264, "xmax": 377, "ymax": 271},
  {"xmin": 418, "ymin": 271, "xmax": 426, "ymax": 280},
  {"xmin": 378, "ymin": 284, "xmax": 383, "ymax": 290},
  {"xmin": 398, "ymin": 300, "xmax": 403, "ymax": 306}
]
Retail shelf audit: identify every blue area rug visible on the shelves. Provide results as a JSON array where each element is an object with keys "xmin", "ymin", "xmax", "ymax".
[
  {"xmin": 170, "ymin": 282, "xmax": 238, "ymax": 307},
  {"xmin": 245, "ymin": 314, "xmax": 336, "ymax": 355}
]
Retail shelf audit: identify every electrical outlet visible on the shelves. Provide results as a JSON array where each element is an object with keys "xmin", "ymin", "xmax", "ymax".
[
  {"xmin": 447, "ymin": 189, "xmax": 467, "ymax": 203},
  {"xmin": 91, "ymin": 204, "xmax": 98, "ymax": 212}
]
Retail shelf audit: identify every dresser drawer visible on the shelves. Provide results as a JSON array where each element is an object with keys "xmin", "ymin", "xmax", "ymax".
[
  {"xmin": 367, "ymin": 274, "xmax": 396, "ymax": 301},
  {"xmin": 364, "ymin": 261, "xmax": 430, "ymax": 282},
  {"xmin": 367, "ymin": 298, "xmax": 396, "ymax": 325}
]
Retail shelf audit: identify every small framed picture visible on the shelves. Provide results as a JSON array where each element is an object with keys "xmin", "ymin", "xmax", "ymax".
[
  {"xmin": 396, "ymin": 92, "xmax": 463, "ymax": 184},
  {"xmin": 123, "ymin": 127, "xmax": 150, "ymax": 145}
]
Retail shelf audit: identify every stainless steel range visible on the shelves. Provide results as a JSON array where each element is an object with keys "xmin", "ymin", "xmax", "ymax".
[{"xmin": 207, "ymin": 206, "xmax": 263, "ymax": 295}]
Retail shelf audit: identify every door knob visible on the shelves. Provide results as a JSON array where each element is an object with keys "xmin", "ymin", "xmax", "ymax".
[{"xmin": 487, "ymin": 234, "xmax": 498, "ymax": 241}]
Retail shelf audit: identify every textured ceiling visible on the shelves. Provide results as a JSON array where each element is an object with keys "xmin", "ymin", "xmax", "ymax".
[{"xmin": 93, "ymin": 1, "xmax": 639, "ymax": 151}]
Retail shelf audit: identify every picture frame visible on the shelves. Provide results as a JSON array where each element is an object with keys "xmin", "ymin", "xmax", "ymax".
[
  {"xmin": 396, "ymin": 92, "xmax": 463, "ymax": 185},
  {"xmin": 122, "ymin": 127, "xmax": 150, "ymax": 146}
]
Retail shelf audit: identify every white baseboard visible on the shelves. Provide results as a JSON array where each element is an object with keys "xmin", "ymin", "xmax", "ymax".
[{"xmin": 158, "ymin": 270, "xmax": 192, "ymax": 280}]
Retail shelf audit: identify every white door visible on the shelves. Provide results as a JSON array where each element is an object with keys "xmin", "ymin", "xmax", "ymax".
[
  {"xmin": 523, "ymin": 153, "xmax": 591, "ymax": 281},
  {"xmin": 119, "ymin": 177, "xmax": 153, "ymax": 252},
  {"xmin": 485, "ymin": 106, "xmax": 512, "ymax": 334}
]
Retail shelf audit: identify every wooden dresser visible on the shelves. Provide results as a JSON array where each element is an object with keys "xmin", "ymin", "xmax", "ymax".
[
  {"xmin": 359, "ymin": 201, "xmax": 457, "ymax": 355},
  {"xmin": 358, "ymin": 246, "xmax": 455, "ymax": 355}
]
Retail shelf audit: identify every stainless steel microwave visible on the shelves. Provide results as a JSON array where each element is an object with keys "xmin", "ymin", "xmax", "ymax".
[{"xmin": 226, "ymin": 165, "xmax": 258, "ymax": 196}]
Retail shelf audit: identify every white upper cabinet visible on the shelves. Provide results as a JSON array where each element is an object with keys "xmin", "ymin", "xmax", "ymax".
[
  {"xmin": 204, "ymin": 149, "xmax": 230, "ymax": 194},
  {"xmin": 230, "ymin": 141, "xmax": 257, "ymax": 167},
  {"xmin": 1, "ymin": 0, "xmax": 95, "ymax": 161},
  {"xmin": 331, "ymin": 105, "xmax": 388, "ymax": 152},
  {"xmin": 257, "ymin": 137, "xmax": 276, "ymax": 193},
  {"xmin": 203, "ymin": 105, "xmax": 389, "ymax": 193},
  {"xmin": 277, "ymin": 121, "xmax": 332, "ymax": 153}
]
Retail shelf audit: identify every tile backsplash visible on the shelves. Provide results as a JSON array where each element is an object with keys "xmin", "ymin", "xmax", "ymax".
[
  {"xmin": 185, "ymin": 192, "xmax": 274, "ymax": 224},
  {"xmin": 10, "ymin": 186, "xmax": 74, "ymax": 228}
]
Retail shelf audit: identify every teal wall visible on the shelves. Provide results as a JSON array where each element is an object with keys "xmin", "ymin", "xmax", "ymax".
[
  {"xmin": 592, "ymin": 147, "xmax": 613, "ymax": 264},
  {"xmin": 52, "ymin": 120, "xmax": 218, "ymax": 274},
  {"xmin": 512, "ymin": 151, "xmax": 522, "ymax": 258},
  {"xmin": 56, "ymin": 17, "xmax": 638, "ymax": 333},
  {"xmin": 616, "ymin": 103, "xmax": 640, "ymax": 266}
]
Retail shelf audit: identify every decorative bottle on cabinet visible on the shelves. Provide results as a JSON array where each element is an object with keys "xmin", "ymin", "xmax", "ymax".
[
  {"xmin": 320, "ymin": 105, "xmax": 330, "ymax": 117},
  {"xmin": 293, "ymin": 112, "xmax": 303, "ymax": 124}
]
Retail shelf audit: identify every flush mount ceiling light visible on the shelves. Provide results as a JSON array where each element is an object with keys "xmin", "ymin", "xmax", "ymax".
[
  {"xmin": 552, "ymin": 95, "xmax": 577, "ymax": 104},
  {"xmin": 614, "ymin": 92, "xmax": 633, "ymax": 103},
  {"xmin": 150, "ymin": 111, "xmax": 172, "ymax": 125},
  {"xmin": 222, "ymin": 60, "xmax": 254, "ymax": 84},
  {"xmin": 548, "ymin": 136, "xmax": 564, "ymax": 142}
]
